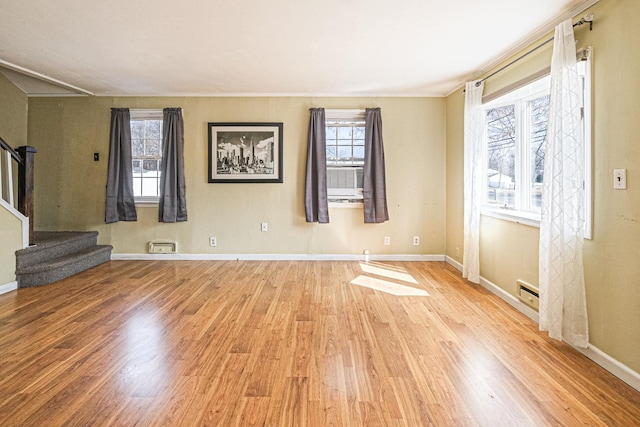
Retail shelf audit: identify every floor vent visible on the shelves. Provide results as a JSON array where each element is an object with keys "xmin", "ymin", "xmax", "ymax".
[
  {"xmin": 517, "ymin": 280, "xmax": 539, "ymax": 311},
  {"xmin": 148, "ymin": 241, "xmax": 177, "ymax": 254}
]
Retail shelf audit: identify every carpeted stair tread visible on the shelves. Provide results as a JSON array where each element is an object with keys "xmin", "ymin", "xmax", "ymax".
[
  {"xmin": 15, "ymin": 231, "xmax": 112, "ymax": 288},
  {"xmin": 16, "ymin": 231, "xmax": 99, "ymax": 269},
  {"xmin": 16, "ymin": 245, "xmax": 112, "ymax": 288},
  {"xmin": 16, "ymin": 245, "xmax": 112, "ymax": 274}
]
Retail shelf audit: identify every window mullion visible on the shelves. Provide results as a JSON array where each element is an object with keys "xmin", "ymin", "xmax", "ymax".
[
  {"xmin": 514, "ymin": 102, "xmax": 523, "ymax": 211},
  {"xmin": 521, "ymin": 99, "xmax": 532, "ymax": 212}
]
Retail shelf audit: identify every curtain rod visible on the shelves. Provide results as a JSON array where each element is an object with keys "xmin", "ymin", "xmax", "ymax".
[{"xmin": 473, "ymin": 13, "xmax": 594, "ymax": 88}]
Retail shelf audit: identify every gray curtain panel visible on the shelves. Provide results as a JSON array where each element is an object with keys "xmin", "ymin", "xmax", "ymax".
[
  {"xmin": 159, "ymin": 108, "xmax": 188, "ymax": 222},
  {"xmin": 304, "ymin": 108, "xmax": 329, "ymax": 223},
  {"xmin": 105, "ymin": 108, "xmax": 137, "ymax": 223},
  {"xmin": 363, "ymin": 107, "xmax": 389, "ymax": 223}
]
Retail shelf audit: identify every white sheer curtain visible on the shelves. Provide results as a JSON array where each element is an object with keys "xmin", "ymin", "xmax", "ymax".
[
  {"xmin": 463, "ymin": 80, "xmax": 484, "ymax": 284},
  {"xmin": 539, "ymin": 19, "xmax": 589, "ymax": 348}
]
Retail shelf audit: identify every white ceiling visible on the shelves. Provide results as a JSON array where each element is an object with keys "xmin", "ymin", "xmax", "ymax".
[{"xmin": 0, "ymin": 0, "xmax": 595, "ymax": 97}]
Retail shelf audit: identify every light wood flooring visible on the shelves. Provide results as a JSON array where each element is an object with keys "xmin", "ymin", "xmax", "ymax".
[{"xmin": 0, "ymin": 260, "xmax": 639, "ymax": 426}]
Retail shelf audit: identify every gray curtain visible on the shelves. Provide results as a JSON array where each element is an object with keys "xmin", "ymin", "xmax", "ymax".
[
  {"xmin": 105, "ymin": 108, "xmax": 137, "ymax": 223},
  {"xmin": 304, "ymin": 108, "xmax": 329, "ymax": 223},
  {"xmin": 159, "ymin": 108, "xmax": 188, "ymax": 222},
  {"xmin": 363, "ymin": 107, "xmax": 389, "ymax": 223}
]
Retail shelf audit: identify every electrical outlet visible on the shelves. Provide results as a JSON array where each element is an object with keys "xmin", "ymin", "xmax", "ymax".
[
  {"xmin": 261, "ymin": 222, "xmax": 268, "ymax": 232},
  {"xmin": 209, "ymin": 237, "xmax": 217, "ymax": 247},
  {"xmin": 384, "ymin": 236, "xmax": 391, "ymax": 245},
  {"xmin": 413, "ymin": 236, "xmax": 420, "ymax": 246}
]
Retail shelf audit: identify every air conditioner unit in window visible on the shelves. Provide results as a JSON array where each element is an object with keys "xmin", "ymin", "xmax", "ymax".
[{"xmin": 327, "ymin": 167, "xmax": 364, "ymax": 200}]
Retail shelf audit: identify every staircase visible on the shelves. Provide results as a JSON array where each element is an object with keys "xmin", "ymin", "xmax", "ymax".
[{"xmin": 15, "ymin": 231, "xmax": 112, "ymax": 288}]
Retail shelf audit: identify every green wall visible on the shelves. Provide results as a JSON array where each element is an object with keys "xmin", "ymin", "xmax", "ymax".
[
  {"xmin": 445, "ymin": 0, "xmax": 640, "ymax": 373},
  {"xmin": 27, "ymin": 96, "xmax": 446, "ymax": 256}
]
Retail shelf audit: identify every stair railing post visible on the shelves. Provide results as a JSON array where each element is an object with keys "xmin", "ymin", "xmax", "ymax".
[{"xmin": 17, "ymin": 146, "xmax": 37, "ymax": 246}]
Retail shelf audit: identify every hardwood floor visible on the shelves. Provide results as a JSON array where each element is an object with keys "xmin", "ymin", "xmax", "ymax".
[{"xmin": 0, "ymin": 260, "xmax": 639, "ymax": 426}]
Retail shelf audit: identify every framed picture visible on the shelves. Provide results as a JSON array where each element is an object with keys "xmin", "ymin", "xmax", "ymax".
[{"xmin": 208, "ymin": 122, "xmax": 283, "ymax": 183}]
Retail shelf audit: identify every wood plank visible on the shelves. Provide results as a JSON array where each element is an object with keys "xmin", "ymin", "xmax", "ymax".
[{"xmin": 0, "ymin": 260, "xmax": 639, "ymax": 426}]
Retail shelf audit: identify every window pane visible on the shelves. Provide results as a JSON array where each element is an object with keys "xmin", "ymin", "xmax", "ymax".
[
  {"xmin": 326, "ymin": 126, "xmax": 337, "ymax": 140},
  {"xmin": 353, "ymin": 138, "xmax": 365, "ymax": 146},
  {"xmin": 353, "ymin": 146, "xmax": 365, "ymax": 161},
  {"xmin": 338, "ymin": 146, "xmax": 352, "ymax": 159},
  {"xmin": 529, "ymin": 95, "xmax": 549, "ymax": 210},
  {"xmin": 146, "ymin": 120, "xmax": 161, "ymax": 139},
  {"xmin": 326, "ymin": 146, "xmax": 337, "ymax": 161},
  {"xmin": 132, "ymin": 160, "xmax": 142, "ymax": 175},
  {"xmin": 353, "ymin": 127, "xmax": 365, "ymax": 139},
  {"xmin": 133, "ymin": 177, "xmax": 142, "ymax": 197},
  {"xmin": 486, "ymin": 105, "xmax": 516, "ymax": 208},
  {"xmin": 141, "ymin": 177, "xmax": 159, "ymax": 197},
  {"xmin": 145, "ymin": 139, "xmax": 161, "ymax": 156},
  {"xmin": 143, "ymin": 159, "xmax": 158, "ymax": 173},
  {"xmin": 337, "ymin": 127, "xmax": 352, "ymax": 139},
  {"xmin": 132, "ymin": 139, "xmax": 144, "ymax": 156},
  {"xmin": 131, "ymin": 121, "xmax": 144, "ymax": 139}
]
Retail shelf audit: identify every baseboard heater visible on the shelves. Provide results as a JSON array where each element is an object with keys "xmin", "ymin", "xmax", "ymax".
[
  {"xmin": 517, "ymin": 280, "xmax": 539, "ymax": 311},
  {"xmin": 148, "ymin": 241, "xmax": 177, "ymax": 254}
]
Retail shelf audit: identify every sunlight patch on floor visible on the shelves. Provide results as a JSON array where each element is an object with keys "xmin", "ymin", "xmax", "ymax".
[
  {"xmin": 359, "ymin": 262, "xmax": 419, "ymax": 284},
  {"xmin": 351, "ymin": 275, "xmax": 429, "ymax": 296}
]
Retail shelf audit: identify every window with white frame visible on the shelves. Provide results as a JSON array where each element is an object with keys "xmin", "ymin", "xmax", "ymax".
[
  {"xmin": 130, "ymin": 110, "xmax": 163, "ymax": 203},
  {"xmin": 484, "ymin": 76, "xmax": 550, "ymax": 213},
  {"xmin": 325, "ymin": 109, "xmax": 365, "ymax": 203},
  {"xmin": 482, "ymin": 50, "xmax": 592, "ymax": 238}
]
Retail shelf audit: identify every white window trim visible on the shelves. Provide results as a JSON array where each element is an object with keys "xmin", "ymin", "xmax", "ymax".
[
  {"xmin": 130, "ymin": 109, "xmax": 163, "ymax": 205},
  {"xmin": 325, "ymin": 109, "xmax": 365, "ymax": 207},
  {"xmin": 130, "ymin": 109, "xmax": 163, "ymax": 121},
  {"xmin": 480, "ymin": 47, "xmax": 593, "ymax": 240},
  {"xmin": 484, "ymin": 82, "xmax": 549, "ymax": 214}
]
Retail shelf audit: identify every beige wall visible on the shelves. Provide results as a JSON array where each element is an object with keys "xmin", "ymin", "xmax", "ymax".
[
  {"xmin": 445, "ymin": 0, "xmax": 640, "ymax": 372},
  {"xmin": 0, "ymin": 73, "xmax": 28, "ymax": 147},
  {"xmin": 0, "ymin": 208, "xmax": 23, "ymax": 285},
  {"xmin": 0, "ymin": 73, "xmax": 28, "ymax": 286},
  {"xmin": 27, "ymin": 96, "xmax": 446, "ymax": 256}
]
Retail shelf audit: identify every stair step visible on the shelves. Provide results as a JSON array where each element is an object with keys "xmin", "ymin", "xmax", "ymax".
[
  {"xmin": 16, "ymin": 245, "xmax": 112, "ymax": 288},
  {"xmin": 16, "ymin": 231, "xmax": 99, "ymax": 269}
]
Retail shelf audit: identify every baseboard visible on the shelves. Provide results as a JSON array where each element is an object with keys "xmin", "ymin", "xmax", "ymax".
[
  {"xmin": 111, "ymin": 253, "xmax": 447, "ymax": 262},
  {"xmin": 478, "ymin": 276, "xmax": 540, "ymax": 323},
  {"xmin": 446, "ymin": 256, "xmax": 539, "ymax": 321},
  {"xmin": 0, "ymin": 281, "xmax": 18, "ymax": 296},
  {"xmin": 444, "ymin": 256, "xmax": 640, "ymax": 392},
  {"xmin": 445, "ymin": 255, "xmax": 463, "ymax": 271},
  {"xmin": 576, "ymin": 344, "xmax": 640, "ymax": 392}
]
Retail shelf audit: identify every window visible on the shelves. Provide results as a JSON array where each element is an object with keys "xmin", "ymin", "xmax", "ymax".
[
  {"xmin": 130, "ymin": 110, "xmax": 163, "ymax": 203},
  {"xmin": 325, "ymin": 109, "xmax": 365, "ymax": 204},
  {"xmin": 484, "ymin": 75, "xmax": 550, "ymax": 214},
  {"xmin": 482, "ymin": 51, "xmax": 592, "ymax": 237}
]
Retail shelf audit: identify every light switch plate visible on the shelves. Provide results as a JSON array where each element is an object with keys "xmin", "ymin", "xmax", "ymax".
[{"xmin": 614, "ymin": 169, "xmax": 627, "ymax": 189}]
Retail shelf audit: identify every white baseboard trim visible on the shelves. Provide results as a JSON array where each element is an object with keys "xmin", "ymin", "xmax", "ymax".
[
  {"xmin": 111, "ymin": 253, "xmax": 446, "ymax": 262},
  {"xmin": 444, "ymin": 256, "xmax": 640, "ymax": 392},
  {"xmin": 445, "ymin": 255, "xmax": 463, "ymax": 271},
  {"xmin": 576, "ymin": 344, "xmax": 640, "ymax": 392},
  {"xmin": 0, "ymin": 281, "xmax": 18, "ymax": 296},
  {"xmin": 478, "ymin": 276, "xmax": 540, "ymax": 323},
  {"xmin": 446, "ymin": 255, "xmax": 538, "ymax": 322}
]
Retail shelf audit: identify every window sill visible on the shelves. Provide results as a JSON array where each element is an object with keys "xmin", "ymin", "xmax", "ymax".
[
  {"xmin": 481, "ymin": 206, "xmax": 540, "ymax": 228},
  {"xmin": 135, "ymin": 198, "xmax": 159, "ymax": 207},
  {"xmin": 329, "ymin": 201, "xmax": 363, "ymax": 209}
]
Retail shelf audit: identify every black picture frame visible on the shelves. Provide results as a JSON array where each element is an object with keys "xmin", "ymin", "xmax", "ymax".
[{"xmin": 208, "ymin": 122, "xmax": 283, "ymax": 183}]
